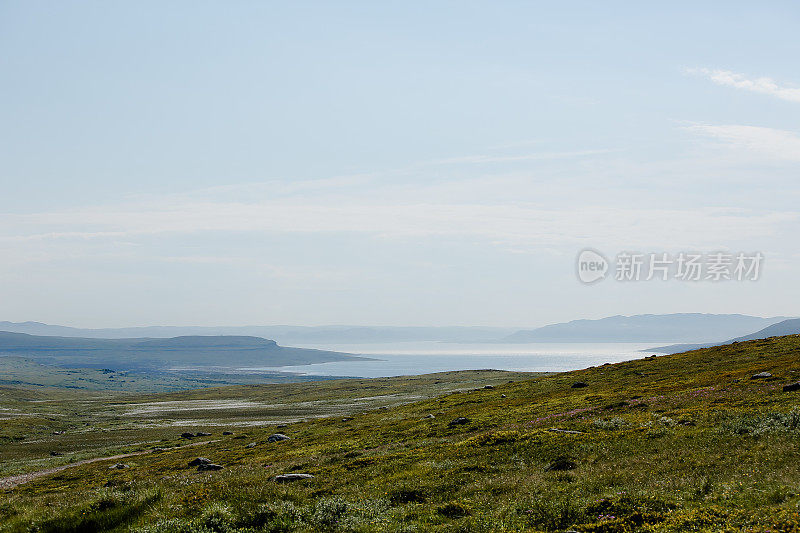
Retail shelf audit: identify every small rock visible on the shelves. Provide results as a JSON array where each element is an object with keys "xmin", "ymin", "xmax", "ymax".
[
  {"xmin": 180, "ymin": 432, "xmax": 195, "ymax": 439},
  {"xmin": 197, "ymin": 463, "xmax": 224, "ymax": 472},
  {"xmin": 500, "ymin": 394, "xmax": 507, "ymax": 398},
  {"xmin": 571, "ymin": 382, "xmax": 589, "ymax": 388},
  {"xmin": 268, "ymin": 433, "xmax": 290, "ymax": 443},
  {"xmin": 783, "ymin": 382, "xmax": 800, "ymax": 392},
  {"xmin": 448, "ymin": 417, "xmax": 470, "ymax": 427},
  {"xmin": 222, "ymin": 431, "xmax": 233, "ymax": 436},
  {"xmin": 245, "ymin": 442, "xmax": 257, "ymax": 448},
  {"xmin": 188, "ymin": 457, "xmax": 212, "ymax": 467},
  {"xmin": 545, "ymin": 457, "xmax": 577, "ymax": 471},
  {"xmin": 751, "ymin": 372, "xmax": 773, "ymax": 379},
  {"xmin": 274, "ymin": 473, "xmax": 314, "ymax": 483},
  {"xmin": 423, "ymin": 414, "xmax": 435, "ymax": 419},
  {"xmin": 109, "ymin": 463, "xmax": 128, "ymax": 469}
]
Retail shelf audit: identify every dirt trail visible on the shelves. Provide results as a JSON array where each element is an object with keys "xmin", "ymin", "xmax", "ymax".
[{"xmin": 0, "ymin": 440, "xmax": 217, "ymax": 490}]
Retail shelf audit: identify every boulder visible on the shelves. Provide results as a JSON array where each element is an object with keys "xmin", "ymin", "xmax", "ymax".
[
  {"xmin": 483, "ymin": 385, "xmax": 494, "ymax": 389},
  {"xmin": 180, "ymin": 432, "xmax": 194, "ymax": 439},
  {"xmin": 571, "ymin": 382, "xmax": 589, "ymax": 388},
  {"xmin": 268, "ymin": 433, "xmax": 290, "ymax": 443},
  {"xmin": 188, "ymin": 457, "xmax": 212, "ymax": 467},
  {"xmin": 195, "ymin": 432, "xmax": 212, "ymax": 437},
  {"xmin": 245, "ymin": 442, "xmax": 257, "ymax": 448},
  {"xmin": 109, "ymin": 463, "xmax": 128, "ymax": 469},
  {"xmin": 274, "ymin": 473, "xmax": 314, "ymax": 483},
  {"xmin": 783, "ymin": 382, "xmax": 800, "ymax": 392},
  {"xmin": 448, "ymin": 417, "xmax": 470, "ymax": 427},
  {"xmin": 545, "ymin": 457, "xmax": 577, "ymax": 471},
  {"xmin": 197, "ymin": 463, "xmax": 224, "ymax": 472},
  {"xmin": 751, "ymin": 372, "xmax": 773, "ymax": 379},
  {"xmin": 423, "ymin": 414, "xmax": 435, "ymax": 419},
  {"xmin": 222, "ymin": 431, "xmax": 233, "ymax": 436}
]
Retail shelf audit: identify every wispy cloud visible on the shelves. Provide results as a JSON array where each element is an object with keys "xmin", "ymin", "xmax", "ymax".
[
  {"xmin": 687, "ymin": 68, "xmax": 800, "ymax": 103},
  {"xmin": 1, "ymin": 200, "xmax": 795, "ymax": 255},
  {"xmin": 429, "ymin": 149, "xmax": 612, "ymax": 165},
  {"xmin": 684, "ymin": 123, "xmax": 800, "ymax": 162}
]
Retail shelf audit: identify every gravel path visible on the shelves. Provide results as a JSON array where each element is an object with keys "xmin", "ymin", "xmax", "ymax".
[{"xmin": 0, "ymin": 440, "xmax": 217, "ymax": 490}]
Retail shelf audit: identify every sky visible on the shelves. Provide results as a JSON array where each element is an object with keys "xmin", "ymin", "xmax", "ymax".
[{"xmin": 1, "ymin": 1, "xmax": 798, "ymax": 328}]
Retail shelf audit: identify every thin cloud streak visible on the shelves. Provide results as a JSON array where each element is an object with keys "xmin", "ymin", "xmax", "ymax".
[
  {"xmin": 1, "ymin": 200, "xmax": 795, "ymax": 253},
  {"xmin": 687, "ymin": 68, "xmax": 800, "ymax": 103},
  {"xmin": 684, "ymin": 123, "xmax": 800, "ymax": 162}
]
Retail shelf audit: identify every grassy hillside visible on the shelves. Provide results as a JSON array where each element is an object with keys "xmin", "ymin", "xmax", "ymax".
[{"xmin": 2, "ymin": 336, "xmax": 800, "ymax": 531}]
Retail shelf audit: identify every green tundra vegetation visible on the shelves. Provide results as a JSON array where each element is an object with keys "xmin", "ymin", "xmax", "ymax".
[{"xmin": 2, "ymin": 336, "xmax": 800, "ymax": 532}]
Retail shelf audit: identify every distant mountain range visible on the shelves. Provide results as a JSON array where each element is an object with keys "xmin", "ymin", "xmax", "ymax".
[
  {"xmin": 500, "ymin": 314, "xmax": 791, "ymax": 343},
  {"xmin": 648, "ymin": 318, "xmax": 800, "ymax": 354},
  {"xmin": 0, "ymin": 322, "xmax": 516, "ymax": 344},
  {"xmin": 0, "ymin": 331, "xmax": 363, "ymax": 371},
  {"xmin": 0, "ymin": 314, "xmax": 793, "ymax": 348}
]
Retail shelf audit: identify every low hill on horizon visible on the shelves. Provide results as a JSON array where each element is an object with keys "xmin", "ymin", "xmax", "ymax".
[
  {"xmin": 502, "ymin": 313, "xmax": 790, "ymax": 343},
  {"xmin": 0, "ymin": 331, "xmax": 362, "ymax": 371},
  {"xmin": 649, "ymin": 317, "xmax": 800, "ymax": 354},
  {"xmin": 0, "ymin": 322, "xmax": 516, "ymax": 344}
]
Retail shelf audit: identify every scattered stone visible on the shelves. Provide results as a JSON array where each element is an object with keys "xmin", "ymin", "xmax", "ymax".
[
  {"xmin": 180, "ymin": 432, "xmax": 194, "ymax": 439},
  {"xmin": 751, "ymin": 372, "xmax": 773, "ymax": 379},
  {"xmin": 448, "ymin": 417, "xmax": 470, "ymax": 427},
  {"xmin": 222, "ymin": 431, "xmax": 233, "ymax": 436},
  {"xmin": 268, "ymin": 433, "xmax": 290, "ymax": 443},
  {"xmin": 274, "ymin": 473, "xmax": 314, "ymax": 483},
  {"xmin": 188, "ymin": 457, "xmax": 212, "ymax": 467},
  {"xmin": 545, "ymin": 457, "xmax": 577, "ymax": 471},
  {"xmin": 245, "ymin": 442, "xmax": 257, "ymax": 448},
  {"xmin": 571, "ymin": 382, "xmax": 589, "ymax": 388},
  {"xmin": 109, "ymin": 463, "xmax": 128, "ymax": 469},
  {"xmin": 783, "ymin": 382, "xmax": 800, "ymax": 392},
  {"xmin": 197, "ymin": 463, "xmax": 224, "ymax": 472},
  {"xmin": 547, "ymin": 428, "xmax": 584, "ymax": 435}
]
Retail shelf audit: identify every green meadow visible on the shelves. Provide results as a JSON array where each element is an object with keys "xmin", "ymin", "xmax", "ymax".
[{"xmin": 2, "ymin": 336, "xmax": 800, "ymax": 531}]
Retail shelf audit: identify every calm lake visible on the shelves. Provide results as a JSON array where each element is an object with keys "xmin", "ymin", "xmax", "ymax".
[{"xmin": 243, "ymin": 342, "xmax": 660, "ymax": 378}]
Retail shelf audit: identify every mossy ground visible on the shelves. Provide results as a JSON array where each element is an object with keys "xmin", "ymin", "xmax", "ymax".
[{"xmin": 2, "ymin": 336, "xmax": 800, "ymax": 531}]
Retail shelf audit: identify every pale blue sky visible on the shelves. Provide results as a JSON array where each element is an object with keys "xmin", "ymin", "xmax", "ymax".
[{"xmin": 1, "ymin": 2, "xmax": 798, "ymax": 327}]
